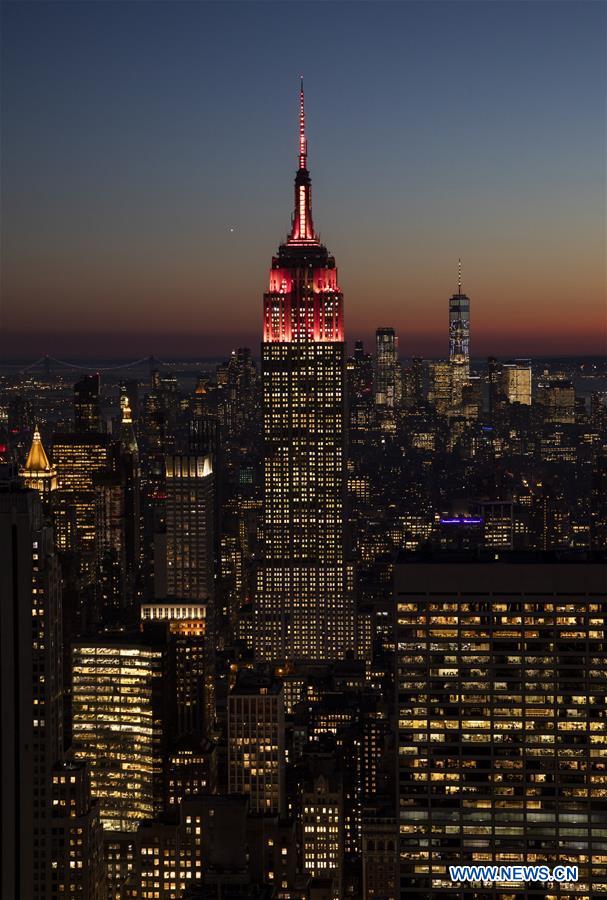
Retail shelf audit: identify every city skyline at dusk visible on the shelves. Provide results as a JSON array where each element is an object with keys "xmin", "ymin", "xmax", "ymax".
[
  {"xmin": 2, "ymin": 5, "xmax": 607, "ymax": 897},
  {"xmin": 1, "ymin": 1, "xmax": 605, "ymax": 360}
]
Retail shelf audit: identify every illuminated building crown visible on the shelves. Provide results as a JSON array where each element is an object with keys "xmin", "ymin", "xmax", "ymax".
[
  {"xmin": 120, "ymin": 394, "xmax": 138, "ymax": 455},
  {"xmin": 24, "ymin": 426, "xmax": 52, "ymax": 474},
  {"xmin": 20, "ymin": 425, "xmax": 57, "ymax": 496},
  {"xmin": 263, "ymin": 79, "xmax": 343, "ymax": 343}
]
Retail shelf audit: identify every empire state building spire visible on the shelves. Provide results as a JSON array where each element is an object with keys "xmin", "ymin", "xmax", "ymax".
[
  {"xmin": 298, "ymin": 75, "xmax": 307, "ymax": 170},
  {"xmin": 288, "ymin": 77, "xmax": 317, "ymax": 244}
]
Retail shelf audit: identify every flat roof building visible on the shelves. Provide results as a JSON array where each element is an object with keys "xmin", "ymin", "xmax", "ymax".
[{"xmin": 396, "ymin": 551, "xmax": 607, "ymax": 898}]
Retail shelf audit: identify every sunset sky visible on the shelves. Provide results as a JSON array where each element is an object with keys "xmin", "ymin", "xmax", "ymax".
[{"xmin": 1, "ymin": 0, "xmax": 605, "ymax": 360}]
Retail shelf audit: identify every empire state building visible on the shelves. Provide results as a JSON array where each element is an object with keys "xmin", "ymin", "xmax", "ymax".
[{"xmin": 254, "ymin": 80, "xmax": 355, "ymax": 662}]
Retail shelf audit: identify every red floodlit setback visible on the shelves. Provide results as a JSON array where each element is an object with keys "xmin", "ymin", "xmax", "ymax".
[{"xmin": 263, "ymin": 79, "xmax": 344, "ymax": 343}]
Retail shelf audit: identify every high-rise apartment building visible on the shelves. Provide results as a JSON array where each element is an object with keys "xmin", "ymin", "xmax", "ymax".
[
  {"xmin": 228, "ymin": 671, "xmax": 285, "ymax": 815},
  {"xmin": 0, "ymin": 480, "xmax": 64, "ymax": 898},
  {"xmin": 396, "ymin": 552, "xmax": 607, "ymax": 897},
  {"xmin": 72, "ymin": 635, "xmax": 168, "ymax": 832},
  {"xmin": 254, "ymin": 81, "xmax": 355, "ymax": 661}
]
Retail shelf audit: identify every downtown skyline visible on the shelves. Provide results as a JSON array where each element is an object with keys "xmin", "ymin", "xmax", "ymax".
[{"xmin": 1, "ymin": 0, "xmax": 606, "ymax": 360}]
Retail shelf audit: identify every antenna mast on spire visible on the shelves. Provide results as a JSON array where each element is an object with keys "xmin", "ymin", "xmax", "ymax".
[
  {"xmin": 287, "ymin": 75, "xmax": 317, "ymax": 244},
  {"xmin": 299, "ymin": 75, "xmax": 307, "ymax": 170},
  {"xmin": 458, "ymin": 258, "xmax": 462, "ymax": 294}
]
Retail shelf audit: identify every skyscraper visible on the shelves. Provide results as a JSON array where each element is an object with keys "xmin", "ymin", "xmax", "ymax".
[
  {"xmin": 537, "ymin": 373, "xmax": 576, "ymax": 423},
  {"xmin": 141, "ymin": 600, "xmax": 213, "ymax": 736},
  {"xmin": 375, "ymin": 327, "xmax": 400, "ymax": 409},
  {"xmin": 411, "ymin": 356, "xmax": 424, "ymax": 409},
  {"xmin": 94, "ymin": 468, "xmax": 128, "ymax": 624},
  {"xmin": 487, "ymin": 355, "xmax": 501, "ymax": 418},
  {"xmin": 119, "ymin": 392, "xmax": 138, "ymax": 455},
  {"xmin": 93, "ymin": 401, "xmax": 141, "ymax": 625},
  {"xmin": 117, "ymin": 394, "xmax": 141, "ymax": 606},
  {"xmin": 500, "ymin": 359, "xmax": 532, "ymax": 406},
  {"xmin": 396, "ymin": 553, "xmax": 607, "ymax": 897},
  {"xmin": 254, "ymin": 81, "xmax": 355, "ymax": 662},
  {"xmin": 160, "ymin": 453, "xmax": 214, "ymax": 603},
  {"xmin": 428, "ymin": 360, "xmax": 453, "ymax": 416},
  {"xmin": 52, "ymin": 431, "xmax": 111, "ymax": 556},
  {"xmin": 449, "ymin": 260, "xmax": 470, "ymax": 369},
  {"xmin": 74, "ymin": 372, "xmax": 101, "ymax": 433},
  {"xmin": 1, "ymin": 474, "xmax": 105, "ymax": 899},
  {"xmin": 71, "ymin": 635, "xmax": 168, "ymax": 832},
  {"xmin": 0, "ymin": 480, "xmax": 63, "ymax": 898},
  {"xmin": 228, "ymin": 670, "xmax": 285, "ymax": 815},
  {"xmin": 347, "ymin": 340, "xmax": 375, "ymax": 445},
  {"xmin": 449, "ymin": 260, "xmax": 471, "ymax": 411}
]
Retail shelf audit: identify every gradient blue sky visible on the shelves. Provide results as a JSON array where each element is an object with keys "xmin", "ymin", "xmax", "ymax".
[{"xmin": 1, "ymin": 0, "xmax": 605, "ymax": 359}]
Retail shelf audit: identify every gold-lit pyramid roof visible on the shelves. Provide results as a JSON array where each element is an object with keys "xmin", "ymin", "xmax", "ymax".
[{"xmin": 24, "ymin": 426, "xmax": 52, "ymax": 473}]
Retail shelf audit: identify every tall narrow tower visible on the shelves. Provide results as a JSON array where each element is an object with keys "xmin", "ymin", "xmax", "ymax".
[
  {"xmin": 449, "ymin": 259, "xmax": 471, "ymax": 410},
  {"xmin": 449, "ymin": 259, "xmax": 470, "ymax": 369},
  {"xmin": 375, "ymin": 328, "xmax": 399, "ymax": 409},
  {"xmin": 255, "ymin": 80, "xmax": 355, "ymax": 662}
]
